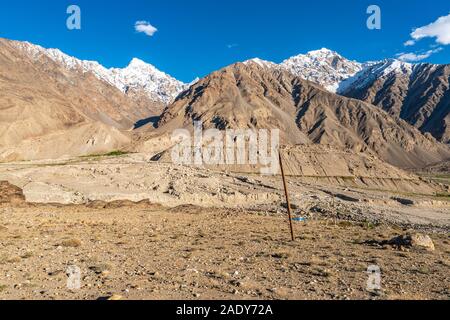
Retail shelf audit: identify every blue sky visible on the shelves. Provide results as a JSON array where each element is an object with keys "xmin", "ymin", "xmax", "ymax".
[{"xmin": 0, "ymin": 0, "xmax": 449, "ymax": 82}]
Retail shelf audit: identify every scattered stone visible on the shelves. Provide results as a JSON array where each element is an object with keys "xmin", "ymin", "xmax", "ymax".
[
  {"xmin": 271, "ymin": 252, "xmax": 291, "ymax": 259},
  {"xmin": 388, "ymin": 233, "xmax": 435, "ymax": 251},
  {"xmin": 61, "ymin": 239, "xmax": 82, "ymax": 248},
  {"xmin": 89, "ymin": 263, "xmax": 111, "ymax": 274},
  {"xmin": 334, "ymin": 194, "xmax": 360, "ymax": 203},
  {"xmin": 0, "ymin": 181, "xmax": 25, "ymax": 204},
  {"xmin": 7, "ymin": 256, "xmax": 21, "ymax": 263},
  {"xmin": 48, "ymin": 270, "xmax": 64, "ymax": 277},
  {"xmin": 391, "ymin": 197, "xmax": 415, "ymax": 206}
]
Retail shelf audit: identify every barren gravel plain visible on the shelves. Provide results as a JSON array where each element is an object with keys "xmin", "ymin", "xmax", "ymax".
[{"xmin": 0, "ymin": 154, "xmax": 449, "ymax": 300}]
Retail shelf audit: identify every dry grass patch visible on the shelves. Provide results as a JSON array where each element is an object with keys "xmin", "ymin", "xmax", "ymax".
[{"xmin": 271, "ymin": 251, "xmax": 292, "ymax": 259}]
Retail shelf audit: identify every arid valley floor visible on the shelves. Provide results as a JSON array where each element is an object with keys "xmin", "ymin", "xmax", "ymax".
[{"xmin": 0, "ymin": 154, "xmax": 449, "ymax": 300}]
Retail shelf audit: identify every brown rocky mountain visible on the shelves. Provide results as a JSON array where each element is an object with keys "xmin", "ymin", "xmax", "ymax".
[
  {"xmin": 157, "ymin": 61, "xmax": 450, "ymax": 169},
  {"xmin": 1, "ymin": 37, "xmax": 449, "ymax": 173},
  {"xmin": 0, "ymin": 38, "xmax": 160, "ymax": 160},
  {"xmin": 340, "ymin": 60, "xmax": 450, "ymax": 144},
  {"xmin": 4, "ymin": 39, "xmax": 163, "ymax": 129},
  {"xmin": 158, "ymin": 61, "xmax": 310, "ymax": 145}
]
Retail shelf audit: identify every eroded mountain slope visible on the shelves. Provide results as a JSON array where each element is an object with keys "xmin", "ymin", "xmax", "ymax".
[{"xmin": 156, "ymin": 62, "xmax": 450, "ymax": 169}]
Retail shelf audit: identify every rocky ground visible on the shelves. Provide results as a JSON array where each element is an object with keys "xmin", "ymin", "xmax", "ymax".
[
  {"xmin": 0, "ymin": 200, "xmax": 448, "ymax": 300},
  {"xmin": 0, "ymin": 155, "xmax": 449, "ymax": 300}
]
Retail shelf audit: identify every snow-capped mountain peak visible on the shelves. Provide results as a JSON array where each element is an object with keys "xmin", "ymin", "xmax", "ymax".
[
  {"xmin": 11, "ymin": 40, "xmax": 432, "ymax": 106},
  {"xmin": 12, "ymin": 41, "xmax": 187, "ymax": 105},
  {"xmin": 243, "ymin": 58, "xmax": 277, "ymax": 69},
  {"xmin": 280, "ymin": 48, "xmax": 363, "ymax": 92},
  {"xmin": 109, "ymin": 57, "xmax": 187, "ymax": 104},
  {"xmin": 305, "ymin": 48, "xmax": 339, "ymax": 57},
  {"xmin": 128, "ymin": 57, "xmax": 147, "ymax": 66},
  {"xmin": 242, "ymin": 50, "xmax": 418, "ymax": 94}
]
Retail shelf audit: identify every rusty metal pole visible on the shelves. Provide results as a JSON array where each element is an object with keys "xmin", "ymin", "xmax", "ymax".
[{"xmin": 279, "ymin": 149, "xmax": 295, "ymax": 242}]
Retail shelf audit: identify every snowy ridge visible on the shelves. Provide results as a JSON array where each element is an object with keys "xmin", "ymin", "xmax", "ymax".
[
  {"xmin": 280, "ymin": 48, "xmax": 363, "ymax": 92},
  {"xmin": 13, "ymin": 40, "xmax": 426, "ymax": 101},
  {"xmin": 244, "ymin": 49, "xmax": 419, "ymax": 95},
  {"xmin": 337, "ymin": 59, "xmax": 414, "ymax": 94},
  {"xmin": 13, "ymin": 41, "xmax": 187, "ymax": 104},
  {"xmin": 243, "ymin": 58, "xmax": 278, "ymax": 69}
]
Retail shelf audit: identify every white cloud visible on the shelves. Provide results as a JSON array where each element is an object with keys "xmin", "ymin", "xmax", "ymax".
[
  {"xmin": 135, "ymin": 21, "xmax": 158, "ymax": 37},
  {"xmin": 410, "ymin": 13, "xmax": 450, "ymax": 45},
  {"xmin": 404, "ymin": 40, "xmax": 415, "ymax": 46},
  {"xmin": 396, "ymin": 48, "xmax": 442, "ymax": 62},
  {"xmin": 227, "ymin": 43, "xmax": 239, "ymax": 49},
  {"xmin": 396, "ymin": 52, "xmax": 429, "ymax": 62}
]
